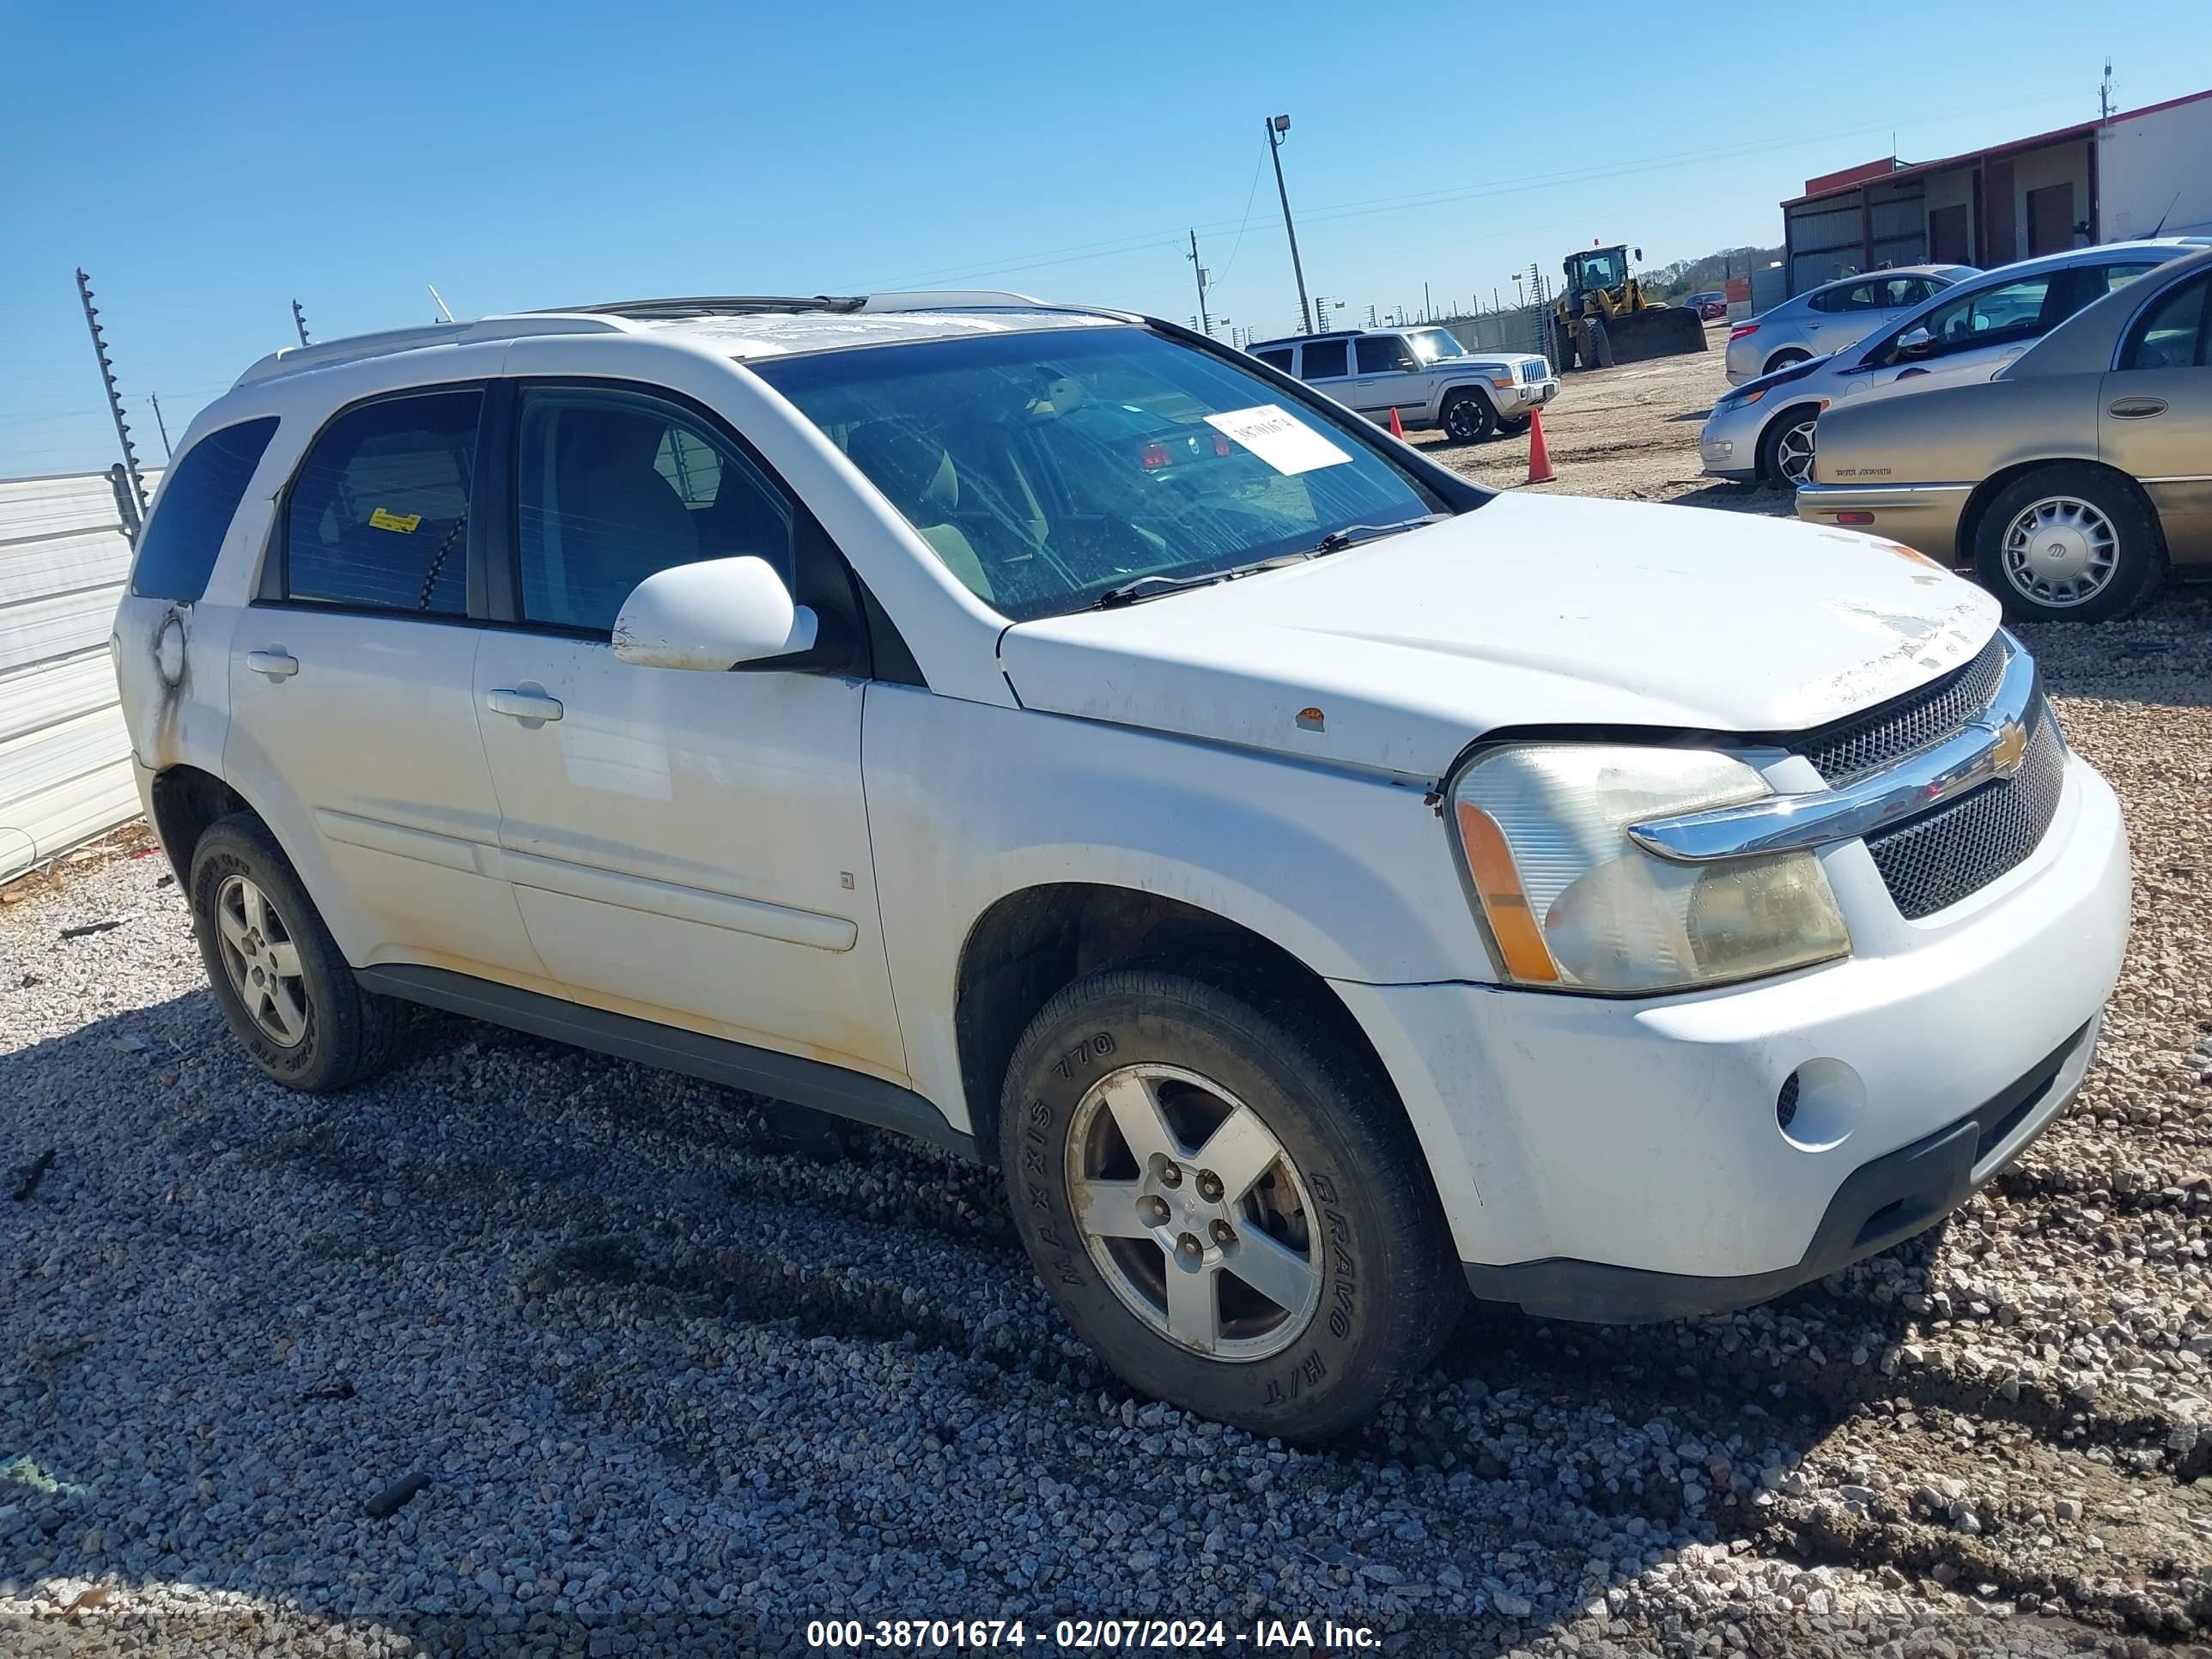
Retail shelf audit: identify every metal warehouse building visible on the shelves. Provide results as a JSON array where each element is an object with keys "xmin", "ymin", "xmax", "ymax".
[
  {"xmin": 1781, "ymin": 87, "xmax": 2212, "ymax": 295},
  {"xmin": 0, "ymin": 467, "xmax": 155, "ymax": 883}
]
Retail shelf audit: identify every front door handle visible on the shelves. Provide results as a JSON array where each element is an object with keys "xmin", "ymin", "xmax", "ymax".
[
  {"xmin": 246, "ymin": 649, "xmax": 298, "ymax": 679},
  {"xmin": 2108, "ymin": 397, "xmax": 2168, "ymax": 419},
  {"xmin": 485, "ymin": 687, "xmax": 564, "ymax": 722}
]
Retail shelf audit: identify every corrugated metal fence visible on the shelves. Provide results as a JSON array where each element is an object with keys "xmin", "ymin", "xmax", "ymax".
[{"xmin": 0, "ymin": 467, "xmax": 158, "ymax": 882}]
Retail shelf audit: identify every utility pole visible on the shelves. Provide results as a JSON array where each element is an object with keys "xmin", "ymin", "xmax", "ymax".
[
  {"xmin": 1186, "ymin": 229, "xmax": 1211, "ymax": 337},
  {"xmin": 149, "ymin": 392, "xmax": 173, "ymax": 461},
  {"xmin": 1265, "ymin": 115, "xmax": 1313, "ymax": 335},
  {"xmin": 1423, "ymin": 282, "xmax": 1431, "ymax": 324},
  {"xmin": 291, "ymin": 298, "xmax": 313, "ymax": 347},
  {"xmin": 76, "ymin": 268, "xmax": 147, "ymax": 518},
  {"xmin": 2100, "ymin": 57, "xmax": 2114, "ymax": 120}
]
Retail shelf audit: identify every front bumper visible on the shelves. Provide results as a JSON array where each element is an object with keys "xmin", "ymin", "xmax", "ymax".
[
  {"xmin": 1797, "ymin": 480, "xmax": 1972, "ymax": 562},
  {"xmin": 1462, "ymin": 1014, "xmax": 2099, "ymax": 1320},
  {"xmin": 1333, "ymin": 751, "xmax": 2130, "ymax": 1316}
]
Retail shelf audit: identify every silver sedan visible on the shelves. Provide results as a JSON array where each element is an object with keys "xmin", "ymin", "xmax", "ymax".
[
  {"xmin": 1704, "ymin": 240, "xmax": 2211, "ymax": 487},
  {"xmin": 1724, "ymin": 265, "xmax": 1973, "ymax": 386}
]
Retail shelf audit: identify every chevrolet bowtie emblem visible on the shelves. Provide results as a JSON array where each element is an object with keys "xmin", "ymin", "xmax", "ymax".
[{"xmin": 1984, "ymin": 714, "xmax": 2028, "ymax": 777}]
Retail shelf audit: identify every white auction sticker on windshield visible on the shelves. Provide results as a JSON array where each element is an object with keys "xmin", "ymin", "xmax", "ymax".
[{"xmin": 1203, "ymin": 405, "xmax": 1352, "ymax": 476}]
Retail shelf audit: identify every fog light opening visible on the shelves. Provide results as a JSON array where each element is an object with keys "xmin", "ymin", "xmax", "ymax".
[{"xmin": 1778, "ymin": 1058, "xmax": 1863, "ymax": 1153}]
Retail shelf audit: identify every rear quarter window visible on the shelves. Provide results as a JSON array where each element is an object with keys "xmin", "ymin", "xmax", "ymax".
[{"xmin": 129, "ymin": 416, "xmax": 280, "ymax": 601}]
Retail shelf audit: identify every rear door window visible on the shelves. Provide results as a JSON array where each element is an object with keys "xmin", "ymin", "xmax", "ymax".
[
  {"xmin": 131, "ymin": 416, "xmax": 280, "ymax": 602},
  {"xmin": 283, "ymin": 391, "xmax": 481, "ymax": 615},
  {"xmin": 1808, "ymin": 283, "xmax": 1878, "ymax": 313},
  {"xmin": 2122, "ymin": 276, "xmax": 2209, "ymax": 370},
  {"xmin": 1298, "ymin": 340, "xmax": 1349, "ymax": 380},
  {"xmin": 1254, "ymin": 348, "xmax": 1294, "ymax": 372}
]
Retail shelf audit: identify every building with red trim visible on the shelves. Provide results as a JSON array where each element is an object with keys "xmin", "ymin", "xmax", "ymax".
[{"xmin": 1779, "ymin": 88, "xmax": 2212, "ymax": 295}]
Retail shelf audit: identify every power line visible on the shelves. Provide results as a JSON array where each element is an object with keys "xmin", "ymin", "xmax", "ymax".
[{"xmin": 856, "ymin": 85, "xmax": 2087, "ymax": 294}]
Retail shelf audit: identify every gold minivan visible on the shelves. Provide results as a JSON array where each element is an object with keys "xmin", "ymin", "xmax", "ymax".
[{"xmin": 1799, "ymin": 245, "xmax": 2212, "ymax": 623}]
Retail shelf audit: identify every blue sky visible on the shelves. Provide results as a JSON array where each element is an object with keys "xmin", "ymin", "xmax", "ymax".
[{"xmin": 4, "ymin": 1, "xmax": 2203, "ymax": 478}]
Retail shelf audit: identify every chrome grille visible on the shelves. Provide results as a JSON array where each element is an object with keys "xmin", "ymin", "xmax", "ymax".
[
  {"xmin": 1864, "ymin": 707, "xmax": 2065, "ymax": 920},
  {"xmin": 1520, "ymin": 360, "xmax": 1545, "ymax": 383},
  {"xmin": 1798, "ymin": 635, "xmax": 2008, "ymax": 787}
]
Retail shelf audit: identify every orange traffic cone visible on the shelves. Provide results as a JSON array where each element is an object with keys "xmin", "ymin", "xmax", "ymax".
[
  {"xmin": 1525, "ymin": 404, "xmax": 1555, "ymax": 485},
  {"xmin": 1389, "ymin": 405, "xmax": 1406, "ymax": 440}
]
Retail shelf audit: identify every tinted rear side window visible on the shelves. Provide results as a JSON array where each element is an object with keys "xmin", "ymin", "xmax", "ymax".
[
  {"xmin": 131, "ymin": 417, "xmax": 279, "ymax": 601},
  {"xmin": 283, "ymin": 392, "xmax": 480, "ymax": 615},
  {"xmin": 1299, "ymin": 340, "xmax": 1349, "ymax": 380},
  {"xmin": 1255, "ymin": 348, "xmax": 1294, "ymax": 372}
]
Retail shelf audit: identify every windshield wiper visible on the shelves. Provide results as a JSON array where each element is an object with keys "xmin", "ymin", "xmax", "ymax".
[
  {"xmin": 1092, "ymin": 552, "xmax": 1313, "ymax": 609},
  {"xmin": 1309, "ymin": 514, "xmax": 1447, "ymax": 555}
]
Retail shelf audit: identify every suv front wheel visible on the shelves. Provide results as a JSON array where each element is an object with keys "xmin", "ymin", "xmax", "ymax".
[
  {"xmin": 188, "ymin": 813, "xmax": 410, "ymax": 1091},
  {"xmin": 999, "ymin": 967, "xmax": 1461, "ymax": 1439},
  {"xmin": 1441, "ymin": 390, "xmax": 1495, "ymax": 444}
]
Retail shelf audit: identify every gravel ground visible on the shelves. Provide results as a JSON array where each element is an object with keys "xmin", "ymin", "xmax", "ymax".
[{"xmin": 6, "ymin": 346, "xmax": 2212, "ymax": 1656}]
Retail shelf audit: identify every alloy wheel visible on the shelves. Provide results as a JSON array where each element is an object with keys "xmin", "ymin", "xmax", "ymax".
[
  {"xmin": 2001, "ymin": 495, "xmax": 2118, "ymax": 609},
  {"xmin": 1775, "ymin": 417, "xmax": 1817, "ymax": 487},
  {"xmin": 1064, "ymin": 1064, "xmax": 1323, "ymax": 1362},
  {"xmin": 215, "ymin": 873, "xmax": 309, "ymax": 1046}
]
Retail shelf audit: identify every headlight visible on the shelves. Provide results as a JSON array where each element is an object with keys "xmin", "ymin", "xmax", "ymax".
[
  {"xmin": 1715, "ymin": 388, "xmax": 1765, "ymax": 413},
  {"xmin": 1449, "ymin": 744, "xmax": 1850, "ymax": 994}
]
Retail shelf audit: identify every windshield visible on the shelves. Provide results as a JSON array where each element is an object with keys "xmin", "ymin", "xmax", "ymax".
[
  {"xmin": 1408, "ymin": 328, "xmax": 1468, "ymax": 362},
  {"xmin": 754, "ymin": 325, "xmax": 1456, "ymax": 621},
  {"xmin": 1571, "ymin": 249, "xmax": 1628, "ymax": 291}
]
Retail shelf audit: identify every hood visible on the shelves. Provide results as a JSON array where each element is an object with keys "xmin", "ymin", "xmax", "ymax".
[
  {"xmin": 1718, "ymin": 352, "xmax": 1834, "ymax": 404},
  {"xmin": 998, "ymin": 494, "xmax": 2000, "ymax": 779}
]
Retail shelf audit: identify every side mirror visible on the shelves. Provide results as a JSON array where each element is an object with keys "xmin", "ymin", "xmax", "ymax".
[
  {"xmin": 611, "ymin": 556, "xmax": 817, "ymax": 672},
  {"xmin": 1896, "ymin": 326, "xmax": 1933, "ymax": 356}
]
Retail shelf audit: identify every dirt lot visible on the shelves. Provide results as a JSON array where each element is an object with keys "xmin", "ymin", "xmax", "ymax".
[{"xmin": 5, "ymin": 343, "xmax": 2212, "ymax": 1657}]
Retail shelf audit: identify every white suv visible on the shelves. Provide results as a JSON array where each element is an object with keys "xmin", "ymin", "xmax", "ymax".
[
  {"xmin": 113, "ymin": 291, "xmax": 2129, "ymax": 1438},
  {"xmin": 1248, "ymin": 327, "xmax": 1555, "ymax": 442}
]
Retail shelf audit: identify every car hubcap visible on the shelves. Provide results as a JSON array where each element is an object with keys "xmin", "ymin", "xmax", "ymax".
[
  {"xmin": 215, "ymin": 874, "xmax": 308, "ymax": 1046},
  {"xmin": 1065, "ymin": 1063, "xmax": 1323, "ymax": 1362},
  {"xmin": 2001, "ymin": 496, "xmax": 2117, "ymax": 607},
  {"xmin": 1776, "ymin": 420, "xmax": 1816, "ymax": 486},
  {"xmin": 1448, "ymin": 402, "xmax": 1480, "ymax": 440}
]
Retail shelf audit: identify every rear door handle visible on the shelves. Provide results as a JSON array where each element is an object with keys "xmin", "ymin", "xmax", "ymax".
[
  {"xmin": 2108, "ymin": 397, "xmax": 2168, "ymax": 419},
  {"xmin": 485, "ymin": 687, "xmax": 564, "ymax": 722},
  {"xmin": 246, "ymin": 649, "xmax": 298, "ymax": 678}
]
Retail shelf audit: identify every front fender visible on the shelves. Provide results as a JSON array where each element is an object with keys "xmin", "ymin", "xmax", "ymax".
[{"xmin": 860, "ymin": 684, "xmax": 1496, "ymax": 1127}]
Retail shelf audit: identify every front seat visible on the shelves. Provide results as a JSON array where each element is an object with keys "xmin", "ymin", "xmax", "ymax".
[
  {"xmin": 842, "ymin": 422, "xmax": 994, "ymax": 600},
  {"xmin": 550, "ymin": 407, "xmax": 701, "ymax": 629}
]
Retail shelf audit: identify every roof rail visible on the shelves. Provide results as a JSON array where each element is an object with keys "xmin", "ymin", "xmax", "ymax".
[
  {"xmin": 859, "ymin": 289, "xmax": 1047, "ymax": 311},
  {"xmin": 546, "ymin": 295, "xmax": 868, "ymax": 320},
  {"xmin": 232, "ymin": 313, "xmax": 638, "ymax": 388}
]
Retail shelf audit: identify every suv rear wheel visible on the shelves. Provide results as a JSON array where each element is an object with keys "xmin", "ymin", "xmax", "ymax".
[
  {"xmin": 188, "ymin": 813, "xmax": 410, "ymax": 1091},
  {"xmin": 999, "ymin": 967, "xmax": 1460, "ymax": 1439}
]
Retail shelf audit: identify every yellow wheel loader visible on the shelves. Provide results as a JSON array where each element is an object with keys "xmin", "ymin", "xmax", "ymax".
[{"xmin": 1551, "ymin": 245, "xmax": 1708, "ymax": 371}]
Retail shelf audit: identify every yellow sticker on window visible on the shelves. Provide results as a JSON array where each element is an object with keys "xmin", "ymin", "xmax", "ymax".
[{"xmin": 368, "ymin": 507, "xmax": 422, "ymax": 533}]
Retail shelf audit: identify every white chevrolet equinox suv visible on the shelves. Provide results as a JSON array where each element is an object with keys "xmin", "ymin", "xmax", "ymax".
[{"xmin": 112, "ymin": 290, "xmax": 2130, "ymax": 1439}]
